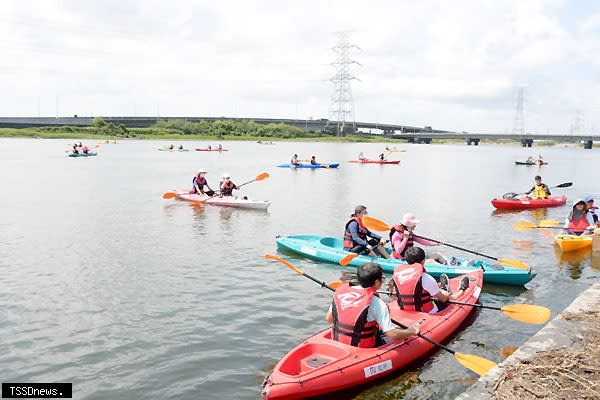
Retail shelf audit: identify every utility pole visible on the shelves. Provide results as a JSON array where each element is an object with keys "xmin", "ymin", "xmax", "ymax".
[
  {"xmin": 512, "ymin": 87, "xmax": 525, "ymax": 136},
  {"xmin": 570, "ymin": 109, "xmax": 584, "ymax": 136},
  {"xmin": 329, "ymin": 32, "xmax": 359, "ymax": 136}
]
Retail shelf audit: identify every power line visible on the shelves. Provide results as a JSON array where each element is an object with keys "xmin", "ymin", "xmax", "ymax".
[{"xmin": 329, "ymin": 32, "xmax": 359, "ymax": 136}]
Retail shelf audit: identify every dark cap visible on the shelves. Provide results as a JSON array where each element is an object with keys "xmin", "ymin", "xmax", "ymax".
[{"xmin": 535, "ymin": 175, "xmax": 542, "ymax": 180}]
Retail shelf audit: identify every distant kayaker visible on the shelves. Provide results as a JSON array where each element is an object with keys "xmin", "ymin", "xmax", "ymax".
[
  {"xmin": 291, "ymin": 154, "xmax": 300, "ymax": 165},
  {"xmin": 379, "ymin": 153, "xmax": 385, "ymax": 161},
  {"xmin": 179, "ymin": 144, "xmax": 184, "ymax": 150},
  {"xmin": 343, "ymin": 205, "xmax": 390, "ymax": 259},
  {"xmin": 219, "ymin": 173, "xmax": 238, "ymax": 197},
  {"xmin": 82, "ymin": 146, "xmax": 89, "ymax": 154},
  {"xmin": 78, "ymin": 142, "xmax": 83, "ymax": 147},
  {"xmin": 326, "ymin": 262, "xmax": 422, "ymax": 347},
  {"xmin": 584, "ymin": 195, "xmax": 599, "ymax": 225},
  {"xmin": 526, "ymin": 156, "xmax": 534, "ymax": 163},
  {"xmin": 310, "ymin": 156, "xmax": 317, "ymax": 165},
  {"xmin": 525, "ymin": 176, "xmax": 551, "ymax": 199},
  {"xmin": 564, "ymin": 199, "xmax": 595, "ymax": 235},
  {"xmin": 358, "ymin": 152, "xmax": 366, "ymax": 161},
  {"xmin": 389, "ymin": 213, "xmax": 447, "ymax": 264},
  {"xmin": 208, "ymin": 145, "xmax": 212, "ymax": 150},
  {"xmin": 391, "ymin": 247, "xmax": 469, "ymax": 314},
  {"xmin": 218, "ymin": 144, "xmax": 223, "ymax": 150},
  {"xmin": 192, "ymin": 169, "xmax": 215, "ymax": 196},
  {"xmin": 72, "ymin": 144, "xmax": 79, "ymax": 154},
  {"xmin": 169, "ymin": 144, "xmax": 174, "ymax": 150}
]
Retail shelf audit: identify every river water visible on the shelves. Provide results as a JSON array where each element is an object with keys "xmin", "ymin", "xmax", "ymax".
[{"xmin": 1, "ymin": 138, "xmax": 598, "ymax": 399}]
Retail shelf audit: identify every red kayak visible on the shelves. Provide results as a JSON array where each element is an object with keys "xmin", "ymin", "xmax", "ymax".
[
  {"xmin": 195, "ymin": 148, "xmax": 228, "ymax": 152},
  {"xmin": 261, "ymin": 270, "xmax": 482, "ymax": 399},
  {"xmin": 491, "ymin": 195, "xmax": 567, "ymax": 210},
  {"xmin": 349, "ymin": 160, "xmax": 400, "ymax": 165}
]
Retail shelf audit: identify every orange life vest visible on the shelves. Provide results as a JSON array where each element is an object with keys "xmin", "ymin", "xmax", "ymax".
[
  {"xmin": 568, "ymin": 213, "xmax": 589, "ymax": 234},
  {"xmin": 220, "ymin": 180, "xmax": 236, "ymax": 196},
  {"xmin": 343, "ymin": 217, "xmax": 368, "ymax": 249},
  {"xmin": 331, "ymin": 283, "xmax": 379, "ymax": 348},
  {"xmin": 389, "ymin": 225, "xmax": 414, "ymax": 259},
  {"xmin": 392, "ymin": 263, "xmax": 433, "ymax": 313}
]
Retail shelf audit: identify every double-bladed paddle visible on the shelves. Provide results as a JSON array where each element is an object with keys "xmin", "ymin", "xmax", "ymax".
[
  {"xmin": 265, "ymin": 254, "xmax": 497, "ymax": 376},
  {"xmin": 502, "ymin": 181, "xmax": 572, "ymax": 200},
  {"xmin": 361, "ymin": 216, "xmax": 530, "ymax": 271},
  {"xmin": 514, "ymin": 220, "xmax": 589, "ymax": 232}
]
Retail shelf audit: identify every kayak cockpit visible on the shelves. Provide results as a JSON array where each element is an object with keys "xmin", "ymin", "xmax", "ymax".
[
  {"xmin": 319, "ymin": 237, "xmax": 343, "ymax": 248},
  {"xmin": 278, "ymin": 334, "xmax": 351, "ymax": 377}
]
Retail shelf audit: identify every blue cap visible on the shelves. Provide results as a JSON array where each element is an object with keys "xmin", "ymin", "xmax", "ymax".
[{"xmin": 583, "ymin": 195, "xmax": 594, "ymax": 202}]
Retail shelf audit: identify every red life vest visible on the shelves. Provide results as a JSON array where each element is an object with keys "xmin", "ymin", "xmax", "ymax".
[
  {"xmin": 392, "ymin": 263, "xmax": 433, "ymax": 313},
  {"xmin": 192, "ymin": 176, "xmax": 207, "ymax": 193},
  {"xmin": 343, "ymin": 217, "xmax": 368, "ymax": 249},
  {"xmin": 389, "ymin": 225, "xmax": 414, "ymax": 259},
  {"xmin": 568, "ymin": 213, "xmax": 589, "ymax": 234},
  {"xmin": 220, "ymin": 180, "xmax": 236, "ymax": 196},
  {"xmin": 331, "ymin": 283, "xmax": 379, "ymax": 348}
]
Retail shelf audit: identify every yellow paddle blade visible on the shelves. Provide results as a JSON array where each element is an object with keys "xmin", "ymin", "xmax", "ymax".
[
  {"xmin": 539, "ymin": 219, "xmax": 560, "ymax": 228},
  {"xmin": 255, "ymin": 172, "xmax": 270, "ymax": 181},
  {"xmin": 329, "ymin": 281, "xmax": 344, "ymax": 289},
  {"xmin": 455, "ymin": 352, "xmax": 497, "ymax": 376},
  {"xmin": 361, "ymin": 216, "xmax": 391, "ymax": 232},
  {"xmin": 513, "ymin": 221, "xmax": 537, "ymax": 231},
  {"xmin": 497, "ymin": 258, "xmax": 530, "ymax": 271},
  {"xmin": 264, "ymin": 254, "xmax": 305, "ymax": 276},
  {"xmin": 500, "ymin": 304, "xmax": 551, "ymax": 325},
  {"xmin": 162, "ymin": 192, "xmax": 177, "ymax": 199},
  {"xmin": 339, "ymin": 253, "xmax": 359, "ymax": 266}
]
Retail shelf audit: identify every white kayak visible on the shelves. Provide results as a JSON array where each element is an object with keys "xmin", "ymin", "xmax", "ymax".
[{"xmin": 174, "ymin": 190, "xmax": 270, "ymax": 210}]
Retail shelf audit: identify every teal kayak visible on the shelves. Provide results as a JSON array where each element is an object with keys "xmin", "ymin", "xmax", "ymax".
[
  {"xmin": 277, "ymin": 163, "xmax": 340, "ymax": 169},
  {"xmin": 68, "ymin": 152, "xmax": 97, "ymax": 157},
  {"xmin": 275, "ymin": 235, "xmax": 535, "ymax": 286}
]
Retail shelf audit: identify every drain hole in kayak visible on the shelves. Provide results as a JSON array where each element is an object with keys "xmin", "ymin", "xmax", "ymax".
[
  {"xmin": 306, "ymin": 357, "xmax": 330, "ymax": 368},
  {"xmin": 490, "ymin": 265, "xmax": 504, "ymax": 270}
]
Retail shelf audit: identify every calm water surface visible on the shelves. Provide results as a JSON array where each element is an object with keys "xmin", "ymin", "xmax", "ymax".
[{"xmin": 1, "ymin": 138, "xmax": 599, "ymax": 399}]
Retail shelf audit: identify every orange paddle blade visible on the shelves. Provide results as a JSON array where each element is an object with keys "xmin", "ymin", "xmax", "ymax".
[
  {"xmin": 255, "ymin": 172, "xmax": 270, "ymax": 181},
  {"xmin": 455, "ymin": 353, "xmax": 497, "ymax": 376},
  {"xmin": 328, "ymin": 281, "xmax": 344, "ymax": 289},
  {"xmin": 162, "ymin": 192, "xmax": 177, "ymax": 199},
  {"xmin": 339, "ymin": 253, "xmax": 359, "ymax": 266},
  {"xmin": 189, "ymin": 201, "xmax": 203, "ymax": 207},
  {"xmin": 500, "ymin": 304, "xmax": 551, "ymax": 324},
  {"xmin": 264, "ymin": 254, "xmax": 305, "ymax": 276},
  {"xmin": 497, "ymin": 258, "xmax": 530, "ymax": 271},
  {"xmin": 361, "ymin": 216, "xmax": 391, "ymax": 232}
]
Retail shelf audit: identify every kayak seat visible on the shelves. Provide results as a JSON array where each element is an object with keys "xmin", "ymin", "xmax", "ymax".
[
  {"xmin": 319, "ymin": 237, "xmax": 343, "ymax": 248},
  {"xmin": 278, "ymin": 342, "xmax": 350, "ymax": 376}
]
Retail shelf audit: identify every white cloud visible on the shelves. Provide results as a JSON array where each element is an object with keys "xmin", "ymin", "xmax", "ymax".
[{"xmin": 0, "ymin": 0, "xmax": 598, "ymax": 132}]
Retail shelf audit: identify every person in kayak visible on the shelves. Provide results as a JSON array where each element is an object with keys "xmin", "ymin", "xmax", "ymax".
[
  {"xmin": 179, "ymin": 144, "xmax": 184, "ymax": 150},
  {"xmin": 208, "ymin": 145, "xmax": 212, "ymax": 150},
  {"xmin": 192, "ymin": 169, "xmax": 215, "ymax": 196},
  {"xmin": 326, "ymin": 262, "xmax": 422, "ymax": 347},
  {"xmin": 389, "ymin": 213, "xmax": 447, "ymax": 264},
  {"xmin": 358, "ymin": 152, "xmax": 366, "ymax": 161},
  {"xmin": 218, "ymin": 144, "xmax": 223, "ymax": 150},
  {"xmin": 310, "ymin": 156, "xmax": 317, "ymax": 165},
  {"xmin": 525, "ymin": 176, "xmax": 551, "ymax": 199},
  {"xmin": 219, "ymin": 173, "xmax": 239, "ymax": 197},
  {"xmin": 391, "ymin": 247, "xmax": 469, "ymax": 314},
  {"xmin": 379, "ymin": 153, "xmax": 385, "ymax": 161},
  {"xmin": 291, "ymin": 154, "xmax": 300, "ymax": 165},
  {"xmin": 82, "ymin": 145, "xmax": 89, "ymax": 154},
  {"xmin": 564, "ymin": 199, "xmax": 595, "ymax": 235},
  {"xmin": 169, "ymin": 144, "xmax": 174, "ymax": 150},
  {"xmin": 344, "ymin": 205, "xmax": 390, "ymax": 259},
  {"xmin": 526, "ymin": 155, "xmax": 534, "ymax": 163},
  {"xmin": 72, "ymin": 144, "xmax": 79, "ymax": 154},
  {"xmin": 584, "ymin": 195, "xmax": 599, "ymax": 226}
]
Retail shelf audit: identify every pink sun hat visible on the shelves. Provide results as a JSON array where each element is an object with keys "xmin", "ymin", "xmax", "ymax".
[{"xmin": 401, "ymin": 213, "xmax": 420, "ymax": 227}]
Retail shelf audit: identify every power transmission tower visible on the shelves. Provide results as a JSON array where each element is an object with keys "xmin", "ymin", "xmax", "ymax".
[
  {"xmin": 512, "ymin": 87, "xmax": 525, "ymax": 136},
  {"xmin": 329, "ymin": 32, "xmax": 359, "ymax": 136},
  {"xmin": 569, "ymin": 109, "xmax": 584, "ymax": 135}
]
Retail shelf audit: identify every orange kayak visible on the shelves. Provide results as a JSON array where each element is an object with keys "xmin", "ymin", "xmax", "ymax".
[{"xmin": 261, "ymin": 270, "xmax": 483, "ymax": 399}]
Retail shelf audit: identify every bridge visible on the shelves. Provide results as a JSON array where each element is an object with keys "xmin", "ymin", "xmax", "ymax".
[{"xmin": 0, "ymin": 116, "xmax": 597, "ymax": 148}]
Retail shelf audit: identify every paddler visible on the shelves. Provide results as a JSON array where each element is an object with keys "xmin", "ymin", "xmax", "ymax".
[
  {"xmin": 72, "ymin": 144, "xmax": 79, "ymax": 154},
  {"xmin": 390, "ymin": 247, "xmax": 469, "ymax": 313},
  {"xmin": 218, "ymin": 144, "xmax": 223, "ymax": 150},
  {"xmin": 219, "ymin": 173, "xmax": 238, "ymax": 197},
  {"xmin": 526, "ymin": 155, "xmax": 534, "ymax": 163},
  {"xmin": 169, "ymin": 144, "xmax": 174, "ymax": 150},
  {"xmin": 310, "ymin": 155, "xmax": 317, "ymax": 165},
  {"xmin": 290, "ymin": 154, "xmax": 300, "ymax": 165},
  {"xmin": 344, "ymin": 205, "xmax": 390, "ymax": 259},
  {"xmin": 82, "ymin": 145, "xmax": 89, "ymax": 154},
  {"xmin": 179, "ymin": 144, "xmax": 184, "ymax": 150},
  {"xmin": 584, "ymin": 195, "xmax": 599, "ymax": 226},
  {"xmin": 525, "ymin": 175, "xmax": 551, "ymax": 199},
  {"xmin": 358, "ymin": 152, "xmax": 366, "ymax": 161},
  {"xmin": 389, "ymin": 213, "xmax": 447, "ymax": 264},
  {"xmin": 564, "ymin": 199, "xmax": 595, "ymax": 235},
  {"xmin": 192, "ymin": 169, "xmax": 215, "ymax": 196},
  {"xmin": 326, "ymin": 262, "xmax": 422, "ymax": 347},
  {"xmin": 379, "ymin": 153, "xmax": 385, "ymax": 161}
]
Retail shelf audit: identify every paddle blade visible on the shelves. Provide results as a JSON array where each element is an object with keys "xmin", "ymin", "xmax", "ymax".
[
  {"xmin": 500, "ymin": 304, "xmax": 551, "ymax": 325},
  {"xmin": 362, "ymin": 216, "xmax": 391, "ymax": 232},
  {"xmin": 555, "ymin": 182, "xmax": 572, "ymax": 188},
  {"xmin": 329, "ymin": 281, "xmax": 344, "ymax": 289},
  {"xmin": 497, "ymin": 258, "xmax": 530, "ymax": 271},
  {"xmin": 189, "ymin": 201, "xmax": 203, "ymax": 207},
  {"xmin": 514, "ymin": 221, "xmax": 536, "ymax": 231},
  {"xmin": 539, "ymin": 219, "xmax": 559, "ymax": 227},
  {"xmin": 162, "ymin": 192, "xmax": 177, "ymax": 199},
  {"xmin": 255, "ymin": 172, "xmax": 270, "ymax": 181},
  {"xmin": 339, "ymin": 253, "xmax": 359, "ymax": 266},
  {"xmin": 264, "ymin": 254, "xmax": 305, "ymax": 276},
  {"xmin": 455, "ymin": 352, "xmax": 497, "ymax": 376}
]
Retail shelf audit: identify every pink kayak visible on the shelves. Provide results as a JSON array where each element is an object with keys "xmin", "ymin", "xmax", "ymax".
[
  {"xmin": 174, "ymin": 190, "xmax": 270, "ymax": 210},
  {"xmin": 349, "ymin": 160, "xmax": 400, "ymax": 165}
]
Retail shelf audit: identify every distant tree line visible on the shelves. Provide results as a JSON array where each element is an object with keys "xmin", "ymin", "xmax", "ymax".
[{"xmin": 38, "ymin": 116, "xmax": 133, "ymax": 137}]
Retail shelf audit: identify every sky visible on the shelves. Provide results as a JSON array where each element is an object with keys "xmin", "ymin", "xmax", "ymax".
[{"xmin": 1, "ymin": 0, "xmax": 600, "ymax": 133}]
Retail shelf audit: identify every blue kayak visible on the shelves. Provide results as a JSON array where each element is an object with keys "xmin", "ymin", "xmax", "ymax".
[
  {"xmin": 277, "ymin": 163, "xmax": 340, "ymax": 169},
  {"xmin": 275, "ymin": 235, "xmax": 535, "ymax": 287},
  {"xmin": 68, "ymin": 152, "xmax": 97, "ymax": 157}
]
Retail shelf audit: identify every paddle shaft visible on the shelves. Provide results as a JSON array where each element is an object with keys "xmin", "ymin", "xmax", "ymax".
[
  {"xmin": 414, "ymin": 234, "xmax": 502, "ymax": 262},
  {"xmin": 512, "ymin": 182, "xmax": 572, "ymax": 197}
]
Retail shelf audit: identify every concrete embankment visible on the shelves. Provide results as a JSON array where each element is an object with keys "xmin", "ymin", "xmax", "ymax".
[{"xmin": 456, "ymin": 281, "xmax": 600, "ymax": 400}]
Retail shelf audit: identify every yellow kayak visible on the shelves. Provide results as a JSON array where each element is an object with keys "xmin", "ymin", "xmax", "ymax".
[{"xmin": 555, "ymin": 234, "xmax": 593, "ymax": 252}]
